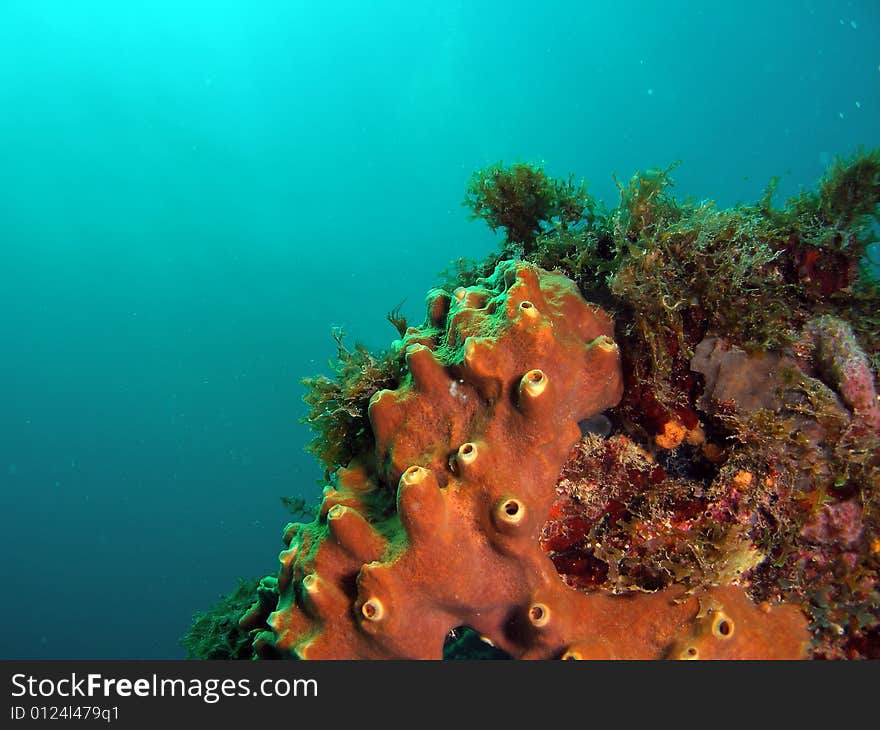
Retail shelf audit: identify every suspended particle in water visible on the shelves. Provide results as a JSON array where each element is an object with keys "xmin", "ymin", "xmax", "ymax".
[
  {"xmin": 856, "ymin": 101, "xmax": 861, "ymax": 109},
  {"xmin": 839, "ymin": 111, "xmax": 845, "ymax": 119},
  {"xmin": 851, "ymin": 20, "xmax": 857, "ymax": 29},
  {"xmin": 647, "ymin": 88, "xmax": 654, "ymax": 95}
]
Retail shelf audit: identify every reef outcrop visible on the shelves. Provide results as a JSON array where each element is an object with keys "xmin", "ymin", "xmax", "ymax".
[
  {"xmin": 239, "ymin": 260, "xmax": 808, "ymax": 659},
  {"xmin": 189, "ymin": 150, "xmax": 880, "ymax": 660}
]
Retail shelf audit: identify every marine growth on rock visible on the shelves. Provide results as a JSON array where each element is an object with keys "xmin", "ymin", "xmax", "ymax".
[{"xmin": 186, "ymin": 150, "xmax": 880, "ymax": 660}]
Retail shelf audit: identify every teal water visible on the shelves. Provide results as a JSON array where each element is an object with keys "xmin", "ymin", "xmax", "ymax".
[{"xmin": 1, "ymin": 1, "xmax": 877, "ymax": 658}]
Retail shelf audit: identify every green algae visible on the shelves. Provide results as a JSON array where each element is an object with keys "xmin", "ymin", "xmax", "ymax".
[
  {"xmin": 181, "ymin": 578, "xmax": 261, "ymax": 660},
  {"xmin": 463, "ymin": 161, "xmax": 594, "ymax": 252},
  {"xmin": 301, "ymin": 327, "xmax": 405, "ymax": 475}
]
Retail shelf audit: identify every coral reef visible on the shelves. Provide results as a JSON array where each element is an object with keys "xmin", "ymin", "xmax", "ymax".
[
  {"xmin": 526, "ymin": 150, "xmax": 880, "ymax": 659},
  {"xmin": 188, "ymin": 148, "xmax": 880, "ymax": 660},
  {"xmin": 237, "ymin": 260, "xmax": 806, "ymax": 659}
]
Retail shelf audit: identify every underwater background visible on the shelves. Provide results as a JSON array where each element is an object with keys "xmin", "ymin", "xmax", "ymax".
[{"xmin": 1, "ymin": 0, "xmax": 877, "ymax": 659}]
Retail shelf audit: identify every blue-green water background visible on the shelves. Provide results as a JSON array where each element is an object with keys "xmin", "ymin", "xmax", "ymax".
[{"xmin": 1, "ymin": 1, "xmax": 877, "ymax": 659}]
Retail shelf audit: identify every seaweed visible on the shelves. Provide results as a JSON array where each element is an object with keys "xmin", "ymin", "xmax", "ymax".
[
  {"xmin": 437, "ymin": 252, "xmax": 500, "ymax": 291},
  {"xmin": 181, "ymin": 578, "xmax": 260, "ymax": 660},
  {"xmin": 280, "ymin": 495, "xmax": 313, "ymax": 520},
  {"xmin": 301, "ymin": 327, "xmax": 406, "ymax": 475},
  {"xmin": 386, "ymin": 299, "xmax": 409, "ymax": 338},
  {"xmin": 463, "ymin": 161, "xmax": 595, "ymax": 253},
  {"xmin": 812, "ymin": 146, "xmax": 880, "ymax": 231},
  {"xmin": 613, "ymin": 163, "xmax": 683, "ymax": 243}
]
